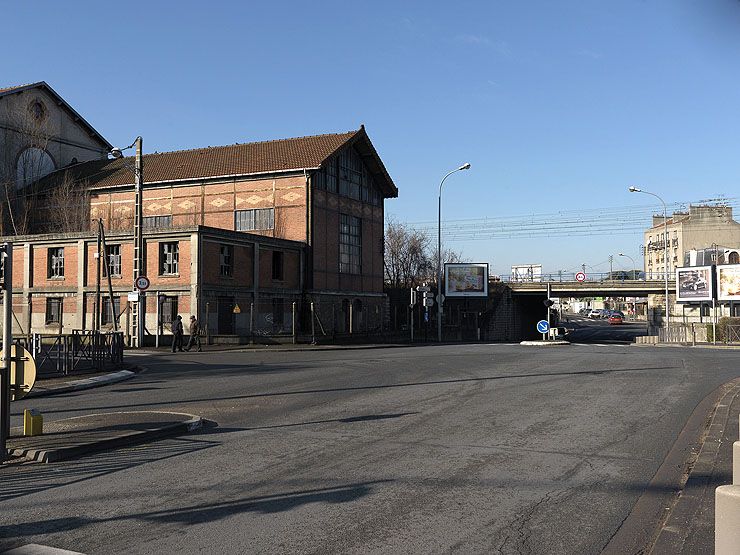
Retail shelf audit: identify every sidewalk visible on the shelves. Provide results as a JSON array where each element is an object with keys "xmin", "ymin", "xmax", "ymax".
[
  {"xmin": 6, "ymin": 411, "xmax": 203, "ymax": 463},
  {"xmin": 651, "ymin": 378, "xmax": 740, "ymax": 552}
]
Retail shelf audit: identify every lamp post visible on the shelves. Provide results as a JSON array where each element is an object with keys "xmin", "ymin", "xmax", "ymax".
[
  {"xmin": 628, "ymin": 186, "xmax": 670, "ymax": 327},
  {"xmin": 617, "ymin": 253, "xmax": 636, "ymax": 278},
  {"xmin": 111, "ymin": 137, "xmax": 144, "ymax": 347},
  {"xmin": 437, "ymin": 163, "xmax": 471, "ymax": 342}
]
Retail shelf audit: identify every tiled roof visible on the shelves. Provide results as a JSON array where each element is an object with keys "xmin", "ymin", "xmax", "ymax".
[{"xmin": 43, "ymin": 126, "xmax": 398, "ymax": 197}]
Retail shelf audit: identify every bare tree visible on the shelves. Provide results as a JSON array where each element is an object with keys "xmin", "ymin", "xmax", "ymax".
[
  {"xmin": 43, "ymin": 172, "xmax": 92, "ymax": 233},
  {"xmin": 384, "ymin": 218, "xmax": 465, "ymax": 288}
]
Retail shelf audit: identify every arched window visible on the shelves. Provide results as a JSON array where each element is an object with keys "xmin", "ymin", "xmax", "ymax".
[{"xmin": 16, "ymin": 147, "xmax": 55, "ymax": 188}]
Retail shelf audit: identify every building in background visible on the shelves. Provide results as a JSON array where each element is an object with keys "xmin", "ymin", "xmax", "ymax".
[
  {"xmin": 642, "ymin": 205, "xmax": 740, "ymax": 279},
  {"xmin": 0, "ymin": 82, "xmax": 111, "ymax": 235}
]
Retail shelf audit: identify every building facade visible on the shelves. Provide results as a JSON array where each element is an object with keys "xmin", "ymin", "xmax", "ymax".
[
  {"xmin": 0, "ymin": 82, "xmax": 398, "ymax": 341},
  {"xmin": 643, "ymin": 205, "xmax": 740, "ymax": 279},
  {"xmin": 0, "ymin": 82, "xmax": 110, "ymax": 234}
]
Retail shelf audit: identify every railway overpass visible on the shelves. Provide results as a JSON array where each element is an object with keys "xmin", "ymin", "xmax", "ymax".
[{"xmin": 507, "ymin": 278, "xmax": 673, "ymax": 297}]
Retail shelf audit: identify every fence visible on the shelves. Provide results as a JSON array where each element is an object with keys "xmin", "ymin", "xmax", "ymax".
[
  {"xmin": 29, "ymin": 330, "xmax": 125, "ymax": 376},
  {"xmin": 203, "ymin": 297, "xmax": 391, "ymax": 344},
  {"xmin": 658, "ymin": 323, "xmax": 709, "ymax": 344}
]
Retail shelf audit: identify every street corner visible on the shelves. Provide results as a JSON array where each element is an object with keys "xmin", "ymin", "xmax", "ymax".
[
  {"xmin": 25, "ymin": 367, "xmax": 143, "ymax": 399},
  {"xmin": 6, "ymin": 410, "xmax": 204, "ymax": 464}
]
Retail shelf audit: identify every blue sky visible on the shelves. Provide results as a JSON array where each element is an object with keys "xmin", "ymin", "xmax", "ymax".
[{"xmin": 3, "ymin": 1, "xmax": 740, "ymax": 276}]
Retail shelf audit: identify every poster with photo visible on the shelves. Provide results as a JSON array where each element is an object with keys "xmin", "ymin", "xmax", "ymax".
[
  {"xmin": 445, "ymin": 263, "xmax": 489, "ymax": 297},
  {"xmin": 717, "ymin": 265, "xmax": 740, "ymax": 301},
  {"xmin": 675, "ymin": 266, "xmax": 714, "ymax": 302}
]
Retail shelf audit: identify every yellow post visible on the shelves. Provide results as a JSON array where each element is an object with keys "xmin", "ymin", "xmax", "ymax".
[{"xmin": 23, "ymin": 409, "xmax": 43, "ymax": 436}]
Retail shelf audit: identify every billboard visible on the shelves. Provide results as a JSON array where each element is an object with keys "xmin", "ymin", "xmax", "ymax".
[
  {"xmin": 717, "ymin": 265, "xmax": 740, "ymax": 301},
  {"xmin": 676, "ymin": 265, "xmax": 714, "ymax": 302},
  {"xmin": 511, "ymin": 264, "xmax": 542, "ymax": 282},
  {"xmin": 445, "ymin": 263, "xmax": 489, "ymax": 297}
]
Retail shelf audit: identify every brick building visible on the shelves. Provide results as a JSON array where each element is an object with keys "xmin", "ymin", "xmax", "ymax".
[{"xmin": 2, "ymin": 119, "xmax": 398, "ymax": 342}]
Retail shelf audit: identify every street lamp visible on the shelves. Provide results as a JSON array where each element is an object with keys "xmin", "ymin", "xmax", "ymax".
[
  {"xmin": 628, "ymin": 186, "xmax": 670, "ymax": 327},
  {"xmin": 111, "ymin": 137, "xmax": 145, "ymax": 347},
  {"xmin": 437, "ymin": 163, "xmax": 471, "ymax": 342},
  {"xmin": 617, "ymin": 253, "xmax": 637, "ymax": 278}
]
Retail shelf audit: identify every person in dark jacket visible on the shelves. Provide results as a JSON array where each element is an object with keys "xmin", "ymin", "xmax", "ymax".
[
  {"xmin": 172, "ymin": 315, "xmax": 184, "ymax": 352},
  {"xmin": 185, "ymin": 315, "xmax": 202, "ymax": 352}
]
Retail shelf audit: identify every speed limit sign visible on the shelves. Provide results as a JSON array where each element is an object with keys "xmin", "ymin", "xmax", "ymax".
[
  {"xmin": 135, "ymin": 275, "xmax": 150, "ymax": 291},
  {"xmin": 575, "ymin": 271, "xmax": 586, "ymax": 282}
]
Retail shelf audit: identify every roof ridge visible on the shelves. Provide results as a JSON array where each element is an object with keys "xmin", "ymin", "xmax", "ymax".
[
  {"xmin": 134, "ymin": 128, "xmax": 360, "ymax": 158},
  {"xmin": 0, "ymin": 81, "xmax": 46, "ymax": 94}
]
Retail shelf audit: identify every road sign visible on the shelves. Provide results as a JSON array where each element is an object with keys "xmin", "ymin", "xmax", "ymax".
[
  {"xmin": 1, "ymin": 345, "xmax": 36, "ymax": 401},
  {"xmin": 536, "ymin": 320, "xmax": 550, "ymax": 334},
  {"xmin": 416, "ymin": 285, "xmax": 431, "ymax": 293},
  {"xmin": 135, "ymin": 275, "xmax": 150, "ymax": 291},
  {"xmin": 436, "ymin": 293, "xmax": 445, "ymax": 304},
  {"xmin": 127, "ymin": 291, "xmax": 140, "ymax": 302},
  {"xmin": 575, "ymin": 272, "xmax": 586, "ymax": 282}
]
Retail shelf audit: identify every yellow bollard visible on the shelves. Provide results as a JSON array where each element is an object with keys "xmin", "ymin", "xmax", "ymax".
[{"xmin": 23, "ymin": 409, "xmax": 43, "ymax": 436}]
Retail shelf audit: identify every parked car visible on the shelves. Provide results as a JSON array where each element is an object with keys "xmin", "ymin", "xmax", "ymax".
[
  {"xmin": 588, "ymin": 309, "xmax": 602, "ymax": 318},
  {"xmin": 608, "ymin": 313, "xmax": 624, "ymax": 325}
]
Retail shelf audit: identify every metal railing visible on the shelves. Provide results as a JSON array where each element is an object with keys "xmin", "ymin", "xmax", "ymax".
[
  {"xmin": 499, "ymin": 271, "xmax": 670, "ymax": 283},
  {"xmin": 31, "ymin": 331, "xmax": 125, "ymax": 376}
]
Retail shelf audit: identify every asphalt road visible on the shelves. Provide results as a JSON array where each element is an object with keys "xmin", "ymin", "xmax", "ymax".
[
  {"xmin": 563, "ymin": 313, "xmax": 649, "ymax": 344},
  {"xmin": 2, "ymin": 342, "xmax": 739, "ymax": 554}
]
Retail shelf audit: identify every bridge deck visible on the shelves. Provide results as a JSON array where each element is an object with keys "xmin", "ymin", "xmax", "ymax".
[{"xmin": 507, "ymin": 279, "xmax": 674, "ymax": 297}]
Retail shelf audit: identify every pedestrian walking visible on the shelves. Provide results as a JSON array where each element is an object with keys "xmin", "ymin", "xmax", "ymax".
[
  {"xmin": 185, "ymin": 315, "xmax": 202, "ymax": 352},
  {"xmin": 171, "ymin": 315, "xmax": 184, "ymax": 352}
]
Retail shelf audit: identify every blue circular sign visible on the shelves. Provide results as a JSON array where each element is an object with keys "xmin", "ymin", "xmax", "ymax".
[{"xmin": 536, "ymin": 320, "xmax": 550, "ymax": 333}]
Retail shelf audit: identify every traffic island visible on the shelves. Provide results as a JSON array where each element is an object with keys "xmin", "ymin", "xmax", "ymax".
[
  {"xmin": 519, "ymin": 340, "xmax": 570, "ymax": 346},
  {"xmin": 6, "ymin": 411, "xmax": 203, "ymax": 463}
]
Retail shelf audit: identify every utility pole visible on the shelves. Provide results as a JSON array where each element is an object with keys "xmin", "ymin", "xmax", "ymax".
[
  {"xmin": 133, "ymin": 137, "xmax": 144, "ymax": 347},
  {"xmin": 609, "ymin": 254, "xmax": 613, "ymax": 280},
  {"xmin": 1, "ymin": 242, "xmax": 12, "ymax": 461}
]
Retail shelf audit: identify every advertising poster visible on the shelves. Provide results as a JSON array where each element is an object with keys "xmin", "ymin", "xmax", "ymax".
[
  {"xmin": 675, "ymin": 265, "xmax": 714, "ymax": 302},
  {"xmin": 445, "ymin": 263, "xmax": 489, "ymax": 297},
  {"xmin": 717, "ymin": 265, "xmax": 740, "ymax": 301}
]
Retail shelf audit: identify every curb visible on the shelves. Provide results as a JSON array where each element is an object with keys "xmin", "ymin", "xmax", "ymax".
[
  {"xmin": 27, "ymin": 369, "xmax": 138, "ymax": 399},
  {"xmin": 519, "ymin": 340, "xmax": 570, "ymax": 346},
  {"xmin": 10, "ymin": 413, "xmax": 203, "ymax": 463},
  {"xmin": 603, "ymin": 377, "xmax": 740, "ymax": 554}
]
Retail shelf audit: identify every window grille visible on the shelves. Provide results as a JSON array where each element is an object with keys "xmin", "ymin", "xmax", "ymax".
[
  {"xmin": 220, "ymin": 244, "xmax": 234, "ymax": 277},
  {"xmin": 339, "ymin": 213, "xmax": 362, "ymax": 274},
  {"xmin": 161, "ymin": 296, "xmax": 178, "ymax": 324},
  {"xmin": 48, "ymin": 247, "xmax": 64, "ymax": 278},
  {"xmin": 106, "ymin": 244, "xmax": 122, "ymax": 276},
  {"xmin": 46, "ymin": 297, "xmax": 62, "ymax": 324},
  {"xmin": 235, "ymin": 208, "xmax": 274, "ymax": 231},
  {"xmin": 159, "ymin": 242, "xmax": 179, "ymax": 275},
  {"xmin": 101, "ymin": 296, "xmax": 120, "ymax": 325}
]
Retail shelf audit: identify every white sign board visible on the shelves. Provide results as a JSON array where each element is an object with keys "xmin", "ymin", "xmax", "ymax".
[
  {"xmin": 717, "ymin": 265, "xmax": 740, "ymax": 301},
  {"xmin": 445, "ymin": 263, "xmax": 489, "ymax": 297},
  {"xmin": 676, "ymin": 266, "xmax": 714, "ymax": 302}
]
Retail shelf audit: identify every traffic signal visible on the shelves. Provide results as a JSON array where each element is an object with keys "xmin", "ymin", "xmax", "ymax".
[{"xmin": 0, "ymin": 243, "xmax": 9, "ymax": 291}]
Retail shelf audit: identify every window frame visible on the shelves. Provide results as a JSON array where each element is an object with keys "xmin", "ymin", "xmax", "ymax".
[
  {"xmin": 339, "ymin": 213, "xmax": 362, "ymax": 275},
  {"xmin": 101, "ymin": 296, "xmax": 121, "ymax": 326},
  {"xmin": 106, "ymin": 244, "xmax": 122, "ymax": 277},
  {"xmin": 272, "ymin": 251, "xmax": 284, "ymax": 281},
  {"xmin": 159, "ymin": 242, "xmax": 180, "ymax": 276},
  {"xmin": 47, "ymin": 247, "xmax": 65, "ymax": 279},
  {"xmin": 219, "ymin": 244, "xmax": 234, "ymax": 277},
  {"xmin": 143, "ymin": 215, "xmax": 173, "ymax": 230},
  {"xmin": 235, "ymin": 208, "xmax": 275, "ymax": 232},
  {"xmin": 45, "ymin": 297, "xmax": 62, "ymax": 324}
]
